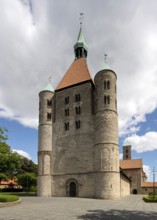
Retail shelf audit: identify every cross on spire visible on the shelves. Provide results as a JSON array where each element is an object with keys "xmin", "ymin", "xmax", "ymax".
[
  {"xmin": 104, "ymin": 53, "xmax": 107, "ymax": 63},
  {"xmin": 79, "ymin": 12, "xmax": 84, "ymax": 27},
  {"xmin": 48, "ymin": 76, "xmax": 52, "ymax": 82}
]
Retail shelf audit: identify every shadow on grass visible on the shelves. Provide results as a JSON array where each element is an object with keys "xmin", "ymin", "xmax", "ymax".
[{"xmin": 77, "ymin": 209, "xmax": 157, "ymax": 220}]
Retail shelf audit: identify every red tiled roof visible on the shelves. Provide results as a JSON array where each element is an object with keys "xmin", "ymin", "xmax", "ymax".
[
  {"xmin": 141, "ymin": 182, "xmax": 157, "ymax": 187},
  {"xmin": 120, "ymin": 159, "xmax": 142, "ymax": 169},
  {"xmin": 56, "ymin": 58, "xmax": 93, "ymax": 91},
  {"xmin": 0, "ymin": 179, "xmax": 17, "ymax": 185}
]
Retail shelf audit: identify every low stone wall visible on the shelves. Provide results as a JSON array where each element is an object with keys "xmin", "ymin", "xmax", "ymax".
[{"xmin": 120, "ymin": 171, "xmax": 131, "ymax": 197}]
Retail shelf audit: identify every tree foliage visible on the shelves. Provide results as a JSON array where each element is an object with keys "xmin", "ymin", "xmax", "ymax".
[
  {"xmin": 0, "ymin": 173, "xmax": 8, "ymax": 183},
  {"xmin": 0, "ymin": 127, "xmax": 8, "ymax": 143},
  {"xmin": 17, "ymin": 173, "xmax": 37, "ymax": 190},
  {"xmin": 0, "ymin": 127, "xmax": 38, "ymax": 181}
]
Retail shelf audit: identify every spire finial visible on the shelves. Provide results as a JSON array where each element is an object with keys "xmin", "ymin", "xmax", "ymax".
[
  {"xmin": 48, "ymin": 76, "xmax": 52, "ymax": 82},
  {"xmin": 104, "ymin": 53, "xmax": 107, "ymax": 63},
  {"xmin": 79, "ymin": 12, "xmax": 84, "ymax": 27}
]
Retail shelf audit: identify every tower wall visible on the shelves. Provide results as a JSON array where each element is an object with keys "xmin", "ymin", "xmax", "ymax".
[
  {"xmin": 37, "ymin": 90, "xmax": 54, "ymax": 197},
  {"xmin": 52, "ymin": 82, "xmax": 95, "ymax": 197},
  {"xmin": 94, "ymin": 70, "xmax": 120, "ymax": 199},
  {"xmin": 123, "ymin": 145, "xmax": 132, "ymax": 160}
]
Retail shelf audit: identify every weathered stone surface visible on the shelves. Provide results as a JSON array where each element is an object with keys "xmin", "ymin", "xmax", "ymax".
[{"xmin": 38, "ymin": 66, "xmax": 126, "ymax": 199}]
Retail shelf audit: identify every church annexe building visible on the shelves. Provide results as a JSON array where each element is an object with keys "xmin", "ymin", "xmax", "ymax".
[{"xmin": 37, "ymin": 26, "xmax": 150, "ymax": 199}]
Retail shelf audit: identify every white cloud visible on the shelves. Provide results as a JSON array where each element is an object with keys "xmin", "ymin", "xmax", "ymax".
[
  {"xmin": 13, "ymin": 149, "xmax": 32, "ymax": 160},
  {"xmin": 124, "ymin": 132, "xmax": 157, "ymax": 153},
  {"xmin": 143, "ymin": 165, "xmax": 152, "ymax": 182},
  {"xmin": 119, "ymin": 153, "xmax": 123, "ymax": 160},
  {"xmin": 0, "ymin": 0, "xmax": 157, "ymax": 138}
]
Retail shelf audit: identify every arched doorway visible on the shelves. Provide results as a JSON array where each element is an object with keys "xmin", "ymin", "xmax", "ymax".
[
  {"xmin": 66, "ymin": 179, "xmax": 78, "ymax": 197},
  {"xmin": 70, "ymin": 182, "xmax": 76, "ymax": 197},
  {"xmin": 132, "ymin": 189, "xmax": 137, "ymax": 194}
]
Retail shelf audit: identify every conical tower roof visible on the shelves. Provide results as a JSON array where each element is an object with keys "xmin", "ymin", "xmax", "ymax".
[
  {"xmin": 74, "ymin": 26, "xmax": 88, "ymax": 51},
  {"xmin": 41, "ymin": 83, "xmax": 54, "ymax": 93},
  {"xmin": 74, "ymin": 26, "xmax": 88, "ymax": 59}
]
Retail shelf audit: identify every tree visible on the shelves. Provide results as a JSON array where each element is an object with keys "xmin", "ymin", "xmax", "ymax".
[
  {"xmin": 0, "ymin": 173, "xmax": 8, "ymax": 183},
  {"xmin": 20, "ymin": 157, "xmax": 38, "ymax": 176},
  {"xmin": 0, "ymin": 127, "xmax": 10, "ymax": 173},
  {"xmin": 0, "ymin": 126, "xmax": 38, "ymax": 179},
  {"xmin": 17, "ymin": 173, "xmax": 37, "ymax": 191},
  {"xmin": 0, "ymin": 127, "xmax": 8, "ymax": 143}
]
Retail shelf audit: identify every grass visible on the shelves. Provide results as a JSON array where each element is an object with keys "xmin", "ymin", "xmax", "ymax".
[
  {"xmin": 0, "ymin": 194, "xmax": 19, "ymax": 203},
  {"xmin": 143, "ymin": 195, "xmax": 157, "ymax": 202},
  {"xmin": 0, "ymin": 192, "xmax": 37, "ymax": 197}
]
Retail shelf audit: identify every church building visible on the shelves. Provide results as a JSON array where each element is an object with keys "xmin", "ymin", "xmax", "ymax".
[{"xmin": 37, "ymin": 26, "xmax": 138, "ymax": 199}]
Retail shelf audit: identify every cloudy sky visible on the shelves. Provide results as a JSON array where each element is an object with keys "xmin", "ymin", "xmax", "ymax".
[{"xmin": 1, "ymin": 0, "xmax": 157, "ymax": 180}]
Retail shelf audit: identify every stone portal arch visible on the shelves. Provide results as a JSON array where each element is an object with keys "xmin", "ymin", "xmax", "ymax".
[
  {"xmin": 66, "ymin": 179, "xmax": 78, "ymax": 197},
  {"xmin": 132, "ymin": 189, "xmax": 137, "ymax": 194}
]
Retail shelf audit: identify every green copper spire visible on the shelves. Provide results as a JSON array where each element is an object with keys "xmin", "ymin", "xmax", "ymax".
[
  {"xmin": 41, "ymin": 83, "xmax": 54, "ymax": 93},
  {"xmin": 74, "ymin": 26, "xmax": 88, "ymax": 59},
  {"xmin": 99, "ymin": 61, "xmax": 112, "ymax": 72},
  {"xmin": 99, "ymin": 54, "xmax": 113, "ymax": 72}
]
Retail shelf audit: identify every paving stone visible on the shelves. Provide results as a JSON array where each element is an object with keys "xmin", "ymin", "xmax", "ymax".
[{"xmin": 0, "ymin": 195, "xmax": 157, "ymax": 220}]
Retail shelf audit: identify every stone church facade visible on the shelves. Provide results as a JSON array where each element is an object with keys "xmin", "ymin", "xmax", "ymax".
[{"xmin": 37, "ymin": 26, "xmax": 130, "ymax": 199}]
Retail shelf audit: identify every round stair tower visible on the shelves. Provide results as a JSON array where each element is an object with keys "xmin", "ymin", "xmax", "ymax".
[
  {"xmin": 37, "ymin": 83, "xmax": 54, "ymax": 197},
  {"xmin": 94, "ymin": 62, "xmax": 120, "ymax": 199}
]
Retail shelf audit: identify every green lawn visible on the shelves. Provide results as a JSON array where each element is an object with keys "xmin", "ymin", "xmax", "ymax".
[
  {"xmin": 0, "ymin": 194, "xmax": 19, "ymax": 203},
  {"xmin": 0, "ymin": 192, "xmax": 37, "ymax": 197}
]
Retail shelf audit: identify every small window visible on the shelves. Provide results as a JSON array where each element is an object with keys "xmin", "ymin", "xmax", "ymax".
[
  {"xmin": 107, "ymin": 81, "xmax": 110, "ymax": 89},
  {"xmin": 126, "ymin": 149, "xmax": 128, "ymax": 153},
  {"xmin": 75, "ymin": 94, "xmax": 81, "ymax": 102},
  {"xmin": 65, "ymin": 108, "xmax": 69, "ymax": 117},
  {"xmin": 145, "ymin": 189, "xmax": 147, "ymax": 191},
  {"xmin": 126, "ymin": 154, "xmax": 128, "ymax": 159},
  {"xmin": 47, "ymin": 99, "xmax": 52, "ymax": 107},
  {"xmin": 75, "ymin": 106, "xmax": 81, "ymax": 115},
  {"xmin": 104, "ymin": 80, "xmax": 110, "ymax": 90},
  {"xmin": 75, "ymin": 120, "xmax": 81, "ymax": 129},
  {"xmin": 107, "ymin": 96, "xmax": 110, "ymax": 104},
  {"xmin": 104, "ymin": 95, "xmax": 110, "ymax": 104},
  {"xmin": 47, "ymin": 113, "xmax": 52, "ymax": 121},
  {"xmin": 65, "ymin": 96, "xmax": 69, "ymax": 104},
  {"xmin": 64, "ymin": 122, "xmax": 69, "ymax": 131}
]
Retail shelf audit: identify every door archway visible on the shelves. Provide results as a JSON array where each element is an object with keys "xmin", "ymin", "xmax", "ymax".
[
  {"xmin": 66, "ymin": 179, "xmax": 78, "ymax": 197},
  {"xmin": 70, "ymin": 182, "xmax": 76, "ymax": 197},
  {"xmin": 132, "ymin": 189, "xmax": 137, "ymax": 194}
]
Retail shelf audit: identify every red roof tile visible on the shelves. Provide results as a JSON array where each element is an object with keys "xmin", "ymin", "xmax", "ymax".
[
  {"xmin": 141, "ymin": 182, "xmax": 157, "ymax": 187},
  {"xmin": 120, "ymin": 159, "xmax": 142, "ymax": 169},
  {"xmin": 56, "ymin": 58, "xmax": 93, "ymax": 91}
]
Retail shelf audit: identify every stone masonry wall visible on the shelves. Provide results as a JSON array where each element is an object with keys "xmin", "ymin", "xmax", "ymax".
[
  {"xmin": 94, "ymin": 69, "xmax": 120, "ymax": 199},
  {"xmin": 52, "ymin": 82, "xmax": 95, "ymax": 197},
  {"xmin": 120, "ymin": 172, "xmax": 131, "ymax": 197},
  {"xmin": 122, "ymin": 168, "xmax": 142, "ymax": 194}
]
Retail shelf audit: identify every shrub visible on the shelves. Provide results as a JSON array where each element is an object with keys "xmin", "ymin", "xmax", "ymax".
[
  {"xmin": 2, "ymin": 188, "xmax": 23, "ymax": 192},
  {"xmin": 0, "ymin": 194, "xmax": 19, "ymax": 203},
  {"xmin": 143, "ymin": 196, "xmax": 157, "ymax": 203}
]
